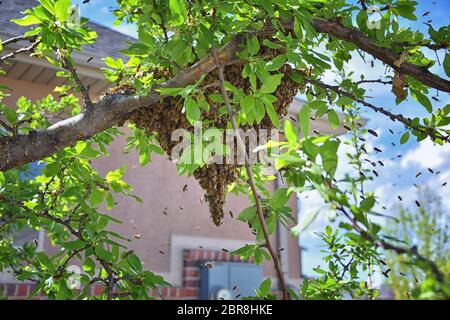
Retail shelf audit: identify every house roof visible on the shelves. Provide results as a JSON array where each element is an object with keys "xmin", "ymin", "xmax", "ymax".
[
  {"xmin": 0, "ymin": 0, "xmax": 134, "ymax": 63},
  {"xmin": 0, "ymin": 0, "xmax": 136, "ymax": 96}
]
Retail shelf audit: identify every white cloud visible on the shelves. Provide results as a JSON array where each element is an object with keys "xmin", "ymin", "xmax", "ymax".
[
  {"xmin": 401, "ymin": 139, "xmax": 450, "ymax": 169},
  {"xmin": 321, "ymin": 51, "xmax": 392, "ymax": 96}
]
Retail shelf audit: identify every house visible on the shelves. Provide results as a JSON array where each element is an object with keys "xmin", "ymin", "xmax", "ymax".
[{"xmin": 0, "ymin": 0, "xmax": 344, "ymax": 300}]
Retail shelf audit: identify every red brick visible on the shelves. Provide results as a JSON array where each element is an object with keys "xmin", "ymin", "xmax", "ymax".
[
  {"xmin": 17, "ymin": 284, "xmax": 28, "ymax": 296},
  {"xmin": 180, "ymin": 287, "xmax": 199, "ymax": 298},
  {"xmin": 184, "ymin": 260, "xmax": 197, "ymax": 267},
  {"xmin": 183, "ymin": 269, "xmax": 199, "ymax": 278},
  {"xmin": 93, "ymin": 285, "xmax": 103, "ymax": 296},
  {"xmin": 184, "ymin": 279, "xmax": 199, "ymax": 288}
]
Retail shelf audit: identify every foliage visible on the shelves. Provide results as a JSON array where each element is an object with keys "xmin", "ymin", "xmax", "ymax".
[
  {"xmin": 0, "ymin": 0, "xmax": 449, "ymax": 300},
  {"xmin": 385, "ymin": 187, "xmax": 450, "ymax": 299}
]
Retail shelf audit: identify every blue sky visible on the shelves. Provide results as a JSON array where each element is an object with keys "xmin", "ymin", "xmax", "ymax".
[{"xmin": 72, "ymin": 0, "xmax": 450, "ymax": 281}]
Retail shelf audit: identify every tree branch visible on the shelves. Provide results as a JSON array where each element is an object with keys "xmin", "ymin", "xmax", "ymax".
[
  {"xmin": 211, "ymin": 47, "xmax": 289, "ymax": 300},
  {"xmin": 310, "ymin": 18, "xmax": 450, "ymax": 93},
  {"xmin": 0, "ymin": 38, "xmax": 241, "ymax": 172},
  {"xmin": 1, "ymin": 35, "xmax": 28, "ymax": 47},
  {"xmin": 2, "ymin": 17, "xmax": 449, "ymax": 171},
  {"xmin": 61, "ymin": 56, "xmax": 93, "ymax": 111},
  {"xmin": 305, "ymin": 78, "xmax": 450, "ymax": 143},
  {"xmin": 0, "ymin": 41, "xmax": 40, "ymax": 64},
  {"xmin": 337, "ymin": 205, "xmax": 446, "ymax": 287}
]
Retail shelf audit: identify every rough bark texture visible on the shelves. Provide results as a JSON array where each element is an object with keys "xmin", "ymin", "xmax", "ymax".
[{"xmin": 310, "ymin": 18, "xmax": 450, "ymax": 93}]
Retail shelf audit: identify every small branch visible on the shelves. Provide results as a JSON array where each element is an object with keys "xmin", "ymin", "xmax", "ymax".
[
  {"xmin": 0, "ymin": 41, "xmax": 40, "ymax": 64},
  {"xmin": 61, "ymin": 56, "xmax": 93, "ymax": 111},
  {"xmin": 211, "ymin": 47, "xmax": 289, "ymax": 300},
  {"xmin": 392, "ymin": 41, "xmax": 449, "ymax": 51},
  {"xmin": 355, "ymin": 79, "xmax": 393, "ymax": 85},
  {"xmin": 1, "ymin": 35, "xmax": 27, "ymax": 47},
  {"xmin": 305, "ymin": 77, "xmax": 450, "ymax": 143},
  {"xmin": 336, "ymin": 205, "xmax": 447, "ymax": 287},
  {"xmin": 0, "ymin": 119, "xmax": 14, "ymax": 134}
]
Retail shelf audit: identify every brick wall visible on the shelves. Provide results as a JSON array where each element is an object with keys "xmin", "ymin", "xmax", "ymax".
[{"xmin": 1, "ymin": 249, "xmax": 253, "ymax": 300}]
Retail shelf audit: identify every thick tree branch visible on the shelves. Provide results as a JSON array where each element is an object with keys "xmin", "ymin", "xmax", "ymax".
[
  {"xmin": 0, "ymin": 39, "xmax": 240, "ymax": 172},
  {"xmin": 310, "ymin": 18, "xmax": 450, "ymax": 93}
]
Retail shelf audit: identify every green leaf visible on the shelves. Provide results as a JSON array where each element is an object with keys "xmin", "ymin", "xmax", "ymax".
[
  {"xmin": 266, "ymin": 54, "xmax": 286, "ymax": 71},
  {"xmin": 127, "ymin": 253, "xmax": 143, "ymax": 273},
  {"xmin": 63, "ymin": 240, "xmax": 86, "ymax": 250},
  {"xmin": 55, "ymin": 0, "xmax": 71, "ymax": 22},
  {"xmin": 257, "ymin": 278, "xmax": 272, "ymax": 297},
  {"xmin": 400, "ymin": 131, "xmax": 410, "ymax": 144},
  {"xmin": 411, "ymin": 90, "xmax": 432, "ymax": 113},
  {"xmin": 184, "ymin": 97, "xmax": 200, "ymax": 124},
  {"xmin": 0, "ymin": 172, "xmax": 5, "ymax": 187},
  {"xmin": 270, "ymin": 188, "xmax": 290, "ymax": 208},
  {"xmin": 241, "ymin": 95, "xmax": 254, "ymax": 114},
  {"xmin": 247, "ymin": 36, "xmax": 260, "ymax": 56},
  {"xmin": 260, "ymin": 74, "xmax": 284, "ymax": 94},
  {"xmin": 444, "ymin": 53, "xmax": 450, "ymax": 78},
  {"xmin": 11, "ymin": 15, "xmax": 41, "ymax": 26},
  {"xmin": 157, "ymin": 87, "xmax": 184, "ymax": 97},
  {"xmin": 4, "ymin": 108, "xmax": 18, "ymax": 125},
  {"xmin": 169, "ymin": 0, "xmax": 186, "ymax": 25},
  {"xmin": 83, "ymin": 257, "xmax": 95, "ymax": 276},
  {"xmin": 37, "ymin": 252, "xmax": 54, "ymax": 271},
  {"xmin": 106, "ymin": 192, "xmax": 115, "ymax": 210},
  {"xmin": 254, "ymin": 99, "xmax": 266, "ymax": 123},
  {"xmin": 299, "ymin": 104, "xmax": 311, "ymax": 137},
  {"xmin": 320, "ymin": 140, "xmax": 340, "ymax": 177},
  {"xmin": 237, "ymin": 206, "xmax": 257, "ymax": 221},
  {"xmin": 95, "ymin": 247, "xmax": 112, "ymax": 262},
  {"xmin": 90, "ymin": 188, "xmax": 105, "ymax": 206},
  {"xmin": 40, "ymin": 0, "xmax": 55, "ymax": 13},
  {"xmin": 103, "ymin": 57, "xmax": 123, "ymax": 69},
  {"xmin": 284, "ymin": 120, "xmax": 298, "ymax": 143},
  {"xmin": 360, "ymin": 195, "xmax": 375, "ymax": 212},
  {"xmin": 327, "ymin": 109, "xmax": 339, "ymax": 129},
  {"xmin": 291, "ymin": 208, "xmax": 321, "ymax": 236},
  {"xmin": 265, "ymin": 101, "xmax": 280, "ymax": 127}
]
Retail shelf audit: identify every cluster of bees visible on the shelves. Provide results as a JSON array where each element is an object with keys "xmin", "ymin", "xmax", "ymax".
[{"xmin": 119, "ymin": 36, "xmax": 303, "ymax": 226}]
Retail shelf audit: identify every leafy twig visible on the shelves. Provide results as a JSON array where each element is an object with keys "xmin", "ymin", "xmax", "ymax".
[
  {"xmin": 211, "ymin": 47, "xmax": 289, "ymax": 300},
  {"xmin": 61, "ymin": 56, "xmax": 93, "ymax": 111}
]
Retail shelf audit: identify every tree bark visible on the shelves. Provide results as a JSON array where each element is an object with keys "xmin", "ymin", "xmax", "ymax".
[{"xmin": 310, "ymin": 18, "xmax": 450, "ymax": 93}]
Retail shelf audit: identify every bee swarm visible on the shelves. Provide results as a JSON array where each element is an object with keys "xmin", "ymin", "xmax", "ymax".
[{"xmin": 123, "ymin": 41, "xmax": 303, "ymax": 226}]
